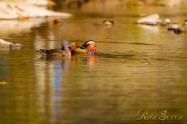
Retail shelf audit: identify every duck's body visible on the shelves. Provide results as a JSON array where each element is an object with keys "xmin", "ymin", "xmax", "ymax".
[
  {"xmin": 71, "ymin": 47, "xmax": 96, "ymax": 54},
  {"xmin": 72, "ymin": 48, "xmax": 88, "ymax": 54},
  {"xmin": 70, "ymin": 40, "xmax": 97, "ymax": 55},
  {"xmin": 37, "ymin": 40, "xmax": 71, "ymax": 56},
  {"xmin": 38, "ymin": 49, "xmax": 70, "ymax": 56}
]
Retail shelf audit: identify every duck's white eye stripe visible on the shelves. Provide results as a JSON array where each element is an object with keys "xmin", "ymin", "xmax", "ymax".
[
  {"xmin": 88, "ymin": 41, "xmax": 95, "ymax": 44},
  {"xmin": 85, "ymin": 42, "xmax": 94, "ymax": 46},
  {"xmin": 87, "ymin": 41, "xmax": 95, "ymax": 44},
  {"xmin": 83, "ymin": 40, "xmax": 95, "ymax": 47}
]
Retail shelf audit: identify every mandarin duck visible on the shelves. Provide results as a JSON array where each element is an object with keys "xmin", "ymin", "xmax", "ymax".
[
  {"xmin": 37, "ymin": 40, "xmax": 71, "ymax": 56},
  {"xmin": 69, "ymin": 40, "xmax": 97, "ymax": 55}
]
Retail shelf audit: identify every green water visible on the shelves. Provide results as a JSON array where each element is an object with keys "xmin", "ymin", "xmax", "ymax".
[{"xmin": 1, "ymin": 1, "xmax": 187, "ymax": 124}]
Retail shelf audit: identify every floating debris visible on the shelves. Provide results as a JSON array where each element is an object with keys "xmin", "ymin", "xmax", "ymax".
[
  {"xmin": 0, "ymin": 81, "xmax": 8, "ymax": 85},
  {"xmin": 51, "ymin": 19, "xmax": 61, "ymax": 25},
  {"xmin": 103, "ymin": 20, "xmax": 114, "ymax": 27}
]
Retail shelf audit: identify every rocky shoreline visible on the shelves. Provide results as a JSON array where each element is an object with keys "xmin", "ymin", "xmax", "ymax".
[{"xmin": 0, "ymin": 1, "xmax": 72, "ymax": 20}]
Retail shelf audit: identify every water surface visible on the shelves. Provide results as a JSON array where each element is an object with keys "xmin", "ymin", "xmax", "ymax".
[{"xmin": 1, "ymin": 2, "xmax": 187, "ymax": 124}]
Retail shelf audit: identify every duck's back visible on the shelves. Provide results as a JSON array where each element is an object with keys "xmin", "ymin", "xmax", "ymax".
[{"xmin": 39, "ymin": 49, "xmax": 68, "ymax": 56}]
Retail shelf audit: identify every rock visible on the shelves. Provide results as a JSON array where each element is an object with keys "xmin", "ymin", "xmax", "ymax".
[
  {"xmin": 10, "ymin": 43, "xmax": 23, "ymax": 49},
  {"xmin": 157, "ymin": 0, "xmax": 181, "ymax": 7},
  {"xmin": 28, "ymin": 0, "xmax": 55, "ymax": 7},
  {"xmin": 173, "ymin": 28, "xmax": 186, "ymax": 34},
  {"xmin": 0, "ymin": 2, "xmax": 72, "ymax": 20},
  {"xmin": 0, "ymin": 39, "xmax": 12, "ymax": 46},
  {"xmin": 136, "ymin": 13, "xmax": 161, "ymax": 25},
  {"xmin": 167, "ymin": 23, "xmax": 181, "ymax": 30},
  {"xmin": 0, "ymin": 39, "xmax": 22, "ymax": 49},
  {"xmin": 160, "ymin": 18, "xmax": 171, "ymax": 26}
]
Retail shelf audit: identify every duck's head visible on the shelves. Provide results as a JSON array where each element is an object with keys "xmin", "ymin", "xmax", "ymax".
[
  {"xmin": 82, "ymin": 40, "xmax": 97, "ymax": 52},
  {"xmin": 61, "ymin": 40, "xmax": 70, "ymax": 50},
  {"xmin": 61, "ymin": 40, "xmax": 71, "ymax": 55}
]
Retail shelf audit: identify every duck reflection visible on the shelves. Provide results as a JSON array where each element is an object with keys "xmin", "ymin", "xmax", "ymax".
[
  {"xmin": 0, "ymin": 52, "xmax": 9, "ymax": 83},
  {"xmin": 0, "ymin": 18, "xmax": 47, "ymax": 37},
  {"xmin": 138, "ymin": 25, "xmax": 159, "ymax": 33},
  {"xmin": 34, "ymin": 53, "xmax": 97, "ymax": 122},
  {"xmin": 39, "ymin": 53, "xmax": 97, "ymax": 69},
  {"xmin": 71, "ymin": 54, "xmax": 97, "ymax": 68},
  {"xmin": 85, "ymin": 55, "xmax": 97, "ymax": 68}
]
